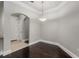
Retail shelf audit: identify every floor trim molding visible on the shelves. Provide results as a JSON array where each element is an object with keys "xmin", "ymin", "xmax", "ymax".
[
  {"xmin": 29, "ymin": 40, "xmax": 41, "ymax": 46},
  {"xmin": 2, "ymin": 40, "xmax": 40, "ymax": 56},
  {"xmin": 3, "ymin": 50, "xmax": 11, "ymax": 56},
  {"xmin": 2, "ymin": 39, "xmax": 79, "ymax": 58},
  {"xmin": 40, "ymin": 40, "xmax": 78, "ymax": 58}
]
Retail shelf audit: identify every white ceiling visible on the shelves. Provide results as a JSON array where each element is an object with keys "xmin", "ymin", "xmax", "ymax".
[
  {"xmin": 21, "ymin": 1, "xmax": 65, "ymax": 12},
  {"xmin": 15, "ymin": 1, "xmax": 79, "ymax": 20}
]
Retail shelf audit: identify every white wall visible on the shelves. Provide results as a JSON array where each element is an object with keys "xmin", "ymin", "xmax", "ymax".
[
  {"xmin": 29, "ymin": 19, "xmax": 41, "ymax": 43},
  {"xmin": 0, "ymin": 1, "xmax": 3, "ymax": 54},
  {"xmin": 41, "ymin": 20, "xmax": 59, "ymax": 42},
  {"xmin": 0, "ymin": 2, "xmax": 3, "ymax": 38},
  {"xmin": 41, "ymin": 6, "xmax": 79, "ymax": 57},
  {"xmin": 3, "ymin": 1, "xmax": 40, "ymax": 53},
  {"xmin": 57, "ymin": 14, "xmax": 79, "ymax": 57}
]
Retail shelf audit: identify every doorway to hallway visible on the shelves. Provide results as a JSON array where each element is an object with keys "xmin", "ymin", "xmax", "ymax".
[{"xmin": 10, "ymin": 13, "xmax": 30, "ymax": 53}]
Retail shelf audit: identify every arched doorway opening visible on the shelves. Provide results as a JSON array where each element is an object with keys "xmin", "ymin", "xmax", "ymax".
[{"xmin": 10, "ymin": 13, "xmax": 29, "ymax": 53}]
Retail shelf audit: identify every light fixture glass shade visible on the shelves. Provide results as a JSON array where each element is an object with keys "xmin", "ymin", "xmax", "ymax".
[{"xmin": 39, "ymin": 18, "xmax": 47, "ymax": 22}]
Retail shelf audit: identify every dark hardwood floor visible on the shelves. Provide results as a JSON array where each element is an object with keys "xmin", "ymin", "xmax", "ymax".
[{"xmin": 0, "ymin": 42, "xmax": 71, "ymax": 58}]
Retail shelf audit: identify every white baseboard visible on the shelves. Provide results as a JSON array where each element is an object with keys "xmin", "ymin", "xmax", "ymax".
[
  {"xmin": 40, "ymin": 40, "xmax": 78, "ymax": 58},
  {"xmin": 3, "ymin": 50, "xmax": 11, "ymax": 56},
  {"xmin": 2, "ymin": 40, "xmax": 40, "ymax": 56},
  {"xmin": 29, "ymin": 40, "xmax": 41, "ymax": 46},
  {"xmin": 40, "ymin": 40, "xmax": 58, "ymax": 45},
  {"xmin": 56, "ymin": 43, "xmax": 78, "ymax": 58},
  {"xmin": 2, "ymin": 39, "xmax": 78, "ymax": 58}
]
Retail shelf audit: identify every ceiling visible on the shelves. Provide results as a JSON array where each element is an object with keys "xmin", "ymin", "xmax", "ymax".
[
  {"xmin": 17, "ymin": 1, "xmax": 79, "ymax": 20},
  {"xmin": 21, "ymin": 1, "xmax": 66, "ymax": 12}
]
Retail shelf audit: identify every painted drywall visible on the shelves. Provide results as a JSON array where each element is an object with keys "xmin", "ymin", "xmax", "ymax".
[
  {"xmin": 57, "ymin": 13, "xmax": 79, "ymax": 57},
  {"xmin": 29, "ymin": 19, "xmax": 41, "ymax": 43},
  {"xmin": 3, "ymin": 1, "xmax": 40, "ymax": 53},
  {"xmin": 41, "ymin": 20, "xmax": 59, "ymax": 42},
  {"xmin": 0, "ymin": 2, "xmax": 3, "ymax": 38},
  {"xmin": 0, "ymin": 1, "xmax": 3, "ymax": 54},
  {"xmin": 41, "ymin": 3, "xmax": 79, "ymax": 57}
]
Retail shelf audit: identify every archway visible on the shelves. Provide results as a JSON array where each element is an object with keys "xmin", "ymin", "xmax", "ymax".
[{"xmin": 10, "ymin": 13, "xmax": 29, "ymax": 53}]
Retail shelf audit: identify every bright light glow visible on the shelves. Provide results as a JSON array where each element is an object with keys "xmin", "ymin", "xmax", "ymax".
[{"xmin": 39, "ymin": 18, "xmax": 47, "ymax": 22}]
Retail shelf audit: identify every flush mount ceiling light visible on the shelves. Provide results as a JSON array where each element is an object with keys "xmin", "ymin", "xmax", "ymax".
[
  {"xmin": 39, "ymin": 1, "xmax": 47, "ymax": 22},
  {"xmin": 39, "ymin": 18, "xmax": 47, "ymax": 22}
]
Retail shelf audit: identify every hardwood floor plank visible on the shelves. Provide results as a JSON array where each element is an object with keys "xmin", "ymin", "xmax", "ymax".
[{"xmin": 0, "ymin": 42, "xmax": 71, "ymax": 58}]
